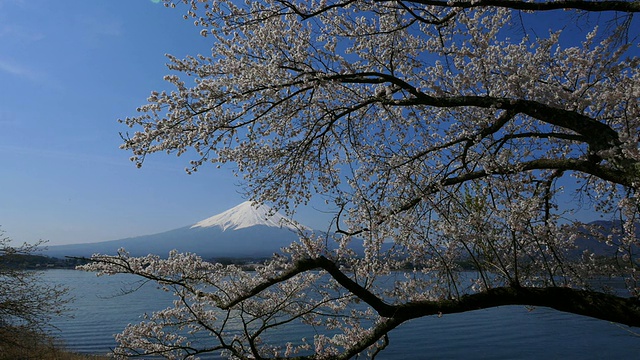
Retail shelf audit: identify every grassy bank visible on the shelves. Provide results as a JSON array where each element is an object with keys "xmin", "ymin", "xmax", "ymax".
[{"xmin": 0, "ymin": 326, "xmax": 110, "ymax": 360}]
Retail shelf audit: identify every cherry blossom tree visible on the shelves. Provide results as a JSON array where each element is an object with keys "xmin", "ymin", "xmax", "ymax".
[{"xmin": 83, "ymin": 0, "xmax": 640, "ymax": 358}]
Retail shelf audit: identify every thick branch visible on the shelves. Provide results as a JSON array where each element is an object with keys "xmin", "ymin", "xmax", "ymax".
[
  {"xmin": 233, "ymin": 256, "xmax": 640, "ymax": 327},
  {"xmin": 396, "ymin": 95, "xmax": 620, "ymax": 154},
  {"xmin": 390, "ymin": 157, "xmax": 634, "ymax": 225},
  {"xmin": 403, "ymin": 0, "xmax": 640, "ymax": 12},
  {"xmin": 222, "ymin": 256, "xmax": 395, "ymax": 314},
  {"xmin": 280, "ymin": 0, "xmax": 358, "ymax": 19},
  {"xmin": 281, "ymin": 0, "xmax": 640, "ymax": 18},
  {"xmin": 327, "ymin": 73, "xmax": 621, "ymax": 156},
  {"xmin": 338, "ymin": 157, "xmax": 633, "ymax": 237},
  {"xmin": 402, "ymin": 286, "xmax": 640, "ymax": 326}
]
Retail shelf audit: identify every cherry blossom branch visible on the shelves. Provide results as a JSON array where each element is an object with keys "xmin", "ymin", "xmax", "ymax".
[
  {"xmin": 277, "ymin": 0, "xmax": 640, "ymax": 20},
  {"xmin": 279, "ymin": 0, "xmax": 358, "ymax": 20},
  {"xmin": 396, "ymin": 1, "xmax": 461, "ymax": 25},
  {"xmin": 321, "ymin": 71, "xmax": 622, "ymax": 160},
  {"xmin": 336, "ymin": 156, "xmax": 634, "ymax": 237},
  {"xmin": 394, "ymin": 94, "xmax": 620, "ymax": 155},
  {"xmin": 401, "ymin": 0, "xmax": 640, "ymax": 13},
  {"xmin": 236, "ymin": 256, "xmax": 640, "ymax": 326}
]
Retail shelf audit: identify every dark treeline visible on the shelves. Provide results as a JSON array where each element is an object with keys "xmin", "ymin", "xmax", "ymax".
[{"xmin": 0, "ymin": 254, "xmax": 88, "ymax": 270}]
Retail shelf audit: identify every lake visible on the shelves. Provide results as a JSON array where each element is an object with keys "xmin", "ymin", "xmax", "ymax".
[{"xmin": 44, "ymin": 269, "xmax": 640, "ymax": 359}]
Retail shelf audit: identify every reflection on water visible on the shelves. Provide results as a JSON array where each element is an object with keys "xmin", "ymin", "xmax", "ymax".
[{"xmin": 44, "ymin": 269, "xmax": 640, "ymax": 359}]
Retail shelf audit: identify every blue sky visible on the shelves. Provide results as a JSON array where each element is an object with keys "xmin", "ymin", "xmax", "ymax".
[{"xmin": 0, "ymin": 0, "xmax": 331, "ymax": 245}]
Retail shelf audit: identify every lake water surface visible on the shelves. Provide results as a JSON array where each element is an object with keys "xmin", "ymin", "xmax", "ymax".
[{"xmin": 44, "ymin": 269, "xmax": 640, "ymax": 359}]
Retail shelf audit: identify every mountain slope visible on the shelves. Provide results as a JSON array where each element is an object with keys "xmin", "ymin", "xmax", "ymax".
[
  {"xmin": 570, "ymin": 220, "xmax": 640, "ymax": 258},
  {"xmin": 45, "ymin": 201, "xmax": 630, "ymax": 261},
  {"xmin": 42, "ymin": 202, "xmax": 308, "ymax": 259},
  {"xmin": 191, "ymin": 201, "xmax": 304, "ymax": 231}
]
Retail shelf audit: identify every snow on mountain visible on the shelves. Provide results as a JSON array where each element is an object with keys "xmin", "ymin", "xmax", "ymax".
[
  {"xmin": 191, "ymin": 201, "xmax": 304, "ymax": 231},
  {"xmin": 41, "ymin": 202, "xmax": 311, "ymax": 259}
]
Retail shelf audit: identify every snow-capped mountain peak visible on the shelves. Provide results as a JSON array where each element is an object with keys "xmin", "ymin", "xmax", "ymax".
[{"xmin": 190, "ymin": 201, "xmax": 303, "ymax": 232}]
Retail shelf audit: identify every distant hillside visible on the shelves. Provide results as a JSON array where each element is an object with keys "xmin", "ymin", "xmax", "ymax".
[
  {"xmin": 571, "ymin": 220, "xmax": 640, "ymax": 258},
  {"xmin": 41, "ymin": 202, "xmax": 311, "ymax": 260},
  {"xmin": 43, "ymin": 225, "xmax": 305, "ymax": 259},
  {"xmin": 42, "ymin": 203, "xmax": 631, "ymax": 262}
]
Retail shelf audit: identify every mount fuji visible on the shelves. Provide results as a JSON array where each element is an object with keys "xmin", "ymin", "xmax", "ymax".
[{"xmin": 42, "ymin": 202, "xmax": 311, "ymax": 259}]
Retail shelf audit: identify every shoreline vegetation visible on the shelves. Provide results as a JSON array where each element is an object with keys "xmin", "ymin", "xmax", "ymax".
[
  {"xmin": 4, "ymin": 255, "xmax": 631, "ymax": 359},
  {"xmin": 5, "ymin": 253, "xmax": 633, "ymax": 275},
  {"xmin": 0, "ymin": 326, "xmax": 109, "ymax": 360},
  {"xmin": 0, "ymin": 253, "xmax": 88, "ymax": 270}
]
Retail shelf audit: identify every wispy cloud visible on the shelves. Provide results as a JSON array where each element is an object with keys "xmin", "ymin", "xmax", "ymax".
[
  {"xmin": 0, "ymin": 24, "xmax": 44, "ymax": 42},
  {"xmin": 0, "ymin": 58, "xmax": 42, "ymax": 82}
]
